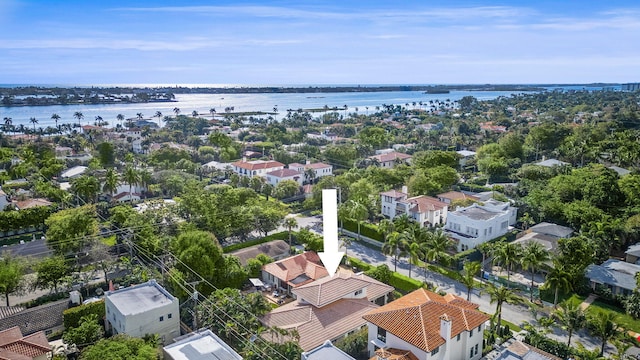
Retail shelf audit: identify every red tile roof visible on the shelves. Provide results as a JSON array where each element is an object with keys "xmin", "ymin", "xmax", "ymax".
[
  {"xmin": 261, "ymin": 298, "xmax": 379, "ymax": 351},
  {"xmin": 14, "ymin": 199, "xmax": 52, "ymax": 210},
  {"xmin": 401, "ymin": 196, "xmax": 447, "ymax": 213},
  {"xmin": 266, "ymin": 169, "xmax": 302, "ymax": 178},
  {"xmin": 437, "ymin": 191, "xmax": 480, "ymax": 202},
  {"xmin": 232, "ymin": 160, "xmax": 284, "ymax": 171},
  {"xmin": 262, "ymin": 252, "xmax": 329, "ymax": 287},
  {"xmin": 363, "ymin": 289, "xmax": 489, "ymax": 352},
  {"xmin": 0, "ymin": 327, "xmax": 50, "ymax": 360}
]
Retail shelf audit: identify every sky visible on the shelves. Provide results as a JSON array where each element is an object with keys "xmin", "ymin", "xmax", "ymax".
[{"xmin": 0, "ymin": 0, "xmax": 639, "ymax": 85}]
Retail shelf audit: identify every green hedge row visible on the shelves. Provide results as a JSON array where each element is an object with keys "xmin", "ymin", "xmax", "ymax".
[
  {"xmin": 63, "ymin": 299, "xmax": 105, "ymax": 329},
  {"xmin": 342, "ymin": 219, "xmax": 383, "ymax": 241},
  {"xmin": 389, "ymin": 273, "xmax": 424, "ymax": 293},
  {"xmin": 223, "ymin": 231, "xmax": 290, "ymax": 253},
  {"xmin": 348, "ymin": 257, "xmax": 373, "ymax": 272}
]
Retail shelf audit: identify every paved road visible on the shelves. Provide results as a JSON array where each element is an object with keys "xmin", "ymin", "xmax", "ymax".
[
  {"xmin": 287, "ymin": 214, "xmax": 617, "ymax": 356},
  {"xmin": 8, "ymin": 271, "xmax": 106, "ymax": 307}
]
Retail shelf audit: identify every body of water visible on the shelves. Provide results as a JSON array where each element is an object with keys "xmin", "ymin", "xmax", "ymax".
[{"xmin": 0, "ymin": 86, "xmax": 613, "ymax": 129}]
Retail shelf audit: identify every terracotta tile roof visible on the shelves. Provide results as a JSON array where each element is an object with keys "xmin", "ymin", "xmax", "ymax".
[
  {"xmin": 0, "ymin": 327, "xmax": 50, "ymax": 360},
  {"xmin": 231, "ymin": 160, "xmax": 284, "ymax": 171},
  {"xmin": 369, "ymin": 151, "xmax": 412, "ymax": 163},
  {"xmin": 400, "ymin": 196, "xmax": 447, "ymax": 213},
  {"xmin": 380, "ymin": 189, "xmax": 407, "ymax": 198},
  {"xmin": 293, "ymin": 272, "xmax": 393, "ymax": 307},
  {"xmin": 261, "ymin": 298, "xmax": 379, "ymax": 351},
  {"xmin": 437, "ymin": 191, "xmax": 480, "ymax": 202},
  {"xmin": 363, "ymin": 289, "xmax": 489, "ymax": 352},
  {"xmin": 262, "ymin": 252, "xmax": 329, "ymax": 287},
  {"xmin": 372, "ymin": 348, "xmax": 419, "ymax": 360},
  {"xmin": 266, "ymin": 169, "xmax": 302, "ymax": 178}
]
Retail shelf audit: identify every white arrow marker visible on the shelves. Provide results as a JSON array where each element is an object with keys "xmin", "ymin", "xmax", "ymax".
[{"xmin": 319, "ymin": 188, "xmax": 344, "ymax": 277}]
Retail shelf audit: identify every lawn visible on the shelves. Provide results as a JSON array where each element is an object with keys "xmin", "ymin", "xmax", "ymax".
[{"xmin": 586, "ymin": 300, "xmax": 640, "ymax": 333}]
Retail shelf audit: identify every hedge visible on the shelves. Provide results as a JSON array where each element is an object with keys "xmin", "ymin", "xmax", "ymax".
[
  {"xmin": 342, "ymin": 218, "xmax": 383, "ymax": 241},
  {"xmin": 63, "ymin": 299, "xmax": 106, "ymax": 329},
  {"xmin": 389, "ymin": 273, "xmax": 424, "ymax": 293},
  {"xmin": 348, "ymin": 257, "xmax": 373, "ymax": 272},
  {"xmin": 223, "ymin": 231, "xmax": 289, "ymax": 253}
]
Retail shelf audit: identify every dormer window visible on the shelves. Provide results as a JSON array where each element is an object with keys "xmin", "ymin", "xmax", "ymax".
[{"xmin": 354, "ymin": 289, "xmax": 363, "ymax": 296}]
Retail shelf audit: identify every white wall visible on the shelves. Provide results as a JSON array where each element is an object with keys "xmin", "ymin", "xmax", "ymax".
[{"xmin": 106, "ymin": 296, "xmax": 180, "ymax": 344}]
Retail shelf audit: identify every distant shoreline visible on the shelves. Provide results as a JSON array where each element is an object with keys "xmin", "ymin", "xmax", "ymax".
[{"xmin": 0, "ymin": 83, "xmax": 618, "ymax": 107}]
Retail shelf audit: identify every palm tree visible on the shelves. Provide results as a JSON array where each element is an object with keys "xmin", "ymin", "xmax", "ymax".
[
  {"xmin": 51, "ymin": 113, "xmax": 60, "ymax": 131},
  {"xmin": 136, "ymin": 112, "xmax": 144, "ymax": 120},
  {"xmin": 345, "ymin": 199, "xmax": 368, "ymax": 240},
  {"xmin": 116, "ymin": 114, "xmax": 125, "ymax": 129},
  {"xmin": 379, "ymin": 219, "xmax": 395, "ymax": 243},
  {"xmin": 123, "ymin": 166, "xmax": 140, "ymax": 202},
  {"xmin": 493, "ymin": 242, "xmax": 521, "ymax": 284},
  {"xmin": 283, "ymin": 217, "xmax": 298, "ymax": 247},
  {"xmin": 486, "ymin": 283, "xmax": 523, "ymax": 332},
  {"xmin": 29, "ymin": 117, "xmax": 38, "ymax": 133},
  {"xmin": 521, "ymin": 241, "xmax": 550, "ymax": 301},
  {"xmin": 103, "ymin": 168, "xmax": 119, "ymax": 196},
  {"xmin": 154, "ymin": 111, "xmax": 163, "ymax": 127},
  {"xmin": 461, "ymin": 261, "xmax": 482, "ymax": 301},
  {"xmin": 541, "ymin": 258, "xmax": 572, "ymax": 308},
  {"xmin": 424, "ymin": 229, "xmax": 453, "ymax": 265},
  {"xmin": 192, "ymin": 110, "xmax": 198, "ymax": 117},
  {"xmin": 73, "ymin": 111, "xmax": 84, "ymax": 126},
  {"xmin": 554, "ymin": 300, "xmax": 586, "ymax": 347},
  {"xmin": 3, "ymin": 117, "xmax": 12, "ymax": 134},
  {"xmin": 407, "ymin": 240, "xmax": 421, "ymax": 278},
  {"xmin": 393, "ymin": 214, "xmax": 412, "ymax": 233},
  {"xmin": 209, "ymin": 108, "xmax": 216, "ymax": 117},
  {"xmin": 173, "ymin": 107, "xmax": 180, "ymax": 116},
  {"xmin": 382, "ymin": 231, "xmax": 404, "ymax": 272},
  {"xmin": 589, "ymin": 311, "xmax": 619, "ymax": 356},
  {"xmin": 71, "ymin": 175, "xmax": 100, "ymax": 204}
]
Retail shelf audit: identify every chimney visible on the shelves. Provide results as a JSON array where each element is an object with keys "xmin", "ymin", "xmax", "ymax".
[
  {"xmin": 440, "ymin": 314, "xmax": 452, "ymax": 354},
  {"xmin": 306, "ymin": 159, "xmax": 311, "ymax": 165},
  {"xmin": 242, "ymin": 156, "xmax": 247, "ymax": 162},
  {"xmin": 401, "ymin": 185, "xmax": 408, "ymax": 194}
]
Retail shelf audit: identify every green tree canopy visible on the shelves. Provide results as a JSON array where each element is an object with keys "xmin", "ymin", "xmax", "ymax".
[
  {"xmin": 45, "ymin": 205, "xmax": 98, "ymax": 255},
  {"xmin": 80, "ymin": 334, "xmax": 158, "ymax": 360}
]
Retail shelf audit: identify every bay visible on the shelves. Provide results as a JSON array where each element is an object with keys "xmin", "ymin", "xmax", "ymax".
[{"xmin": 0, "ymin": 86, "xmax": 607, "ymax": 129}]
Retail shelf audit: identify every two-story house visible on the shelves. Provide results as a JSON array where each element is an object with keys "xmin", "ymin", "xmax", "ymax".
[
  {"xmin": 260, "ymin": 271, "xmax": 394, "ymax": 352},
  {"xmin": 380, "ymin": 187, "xmax": 448, "ymax": 227},
  {"xmin": 363, "ymin": 288, "xmax": 489, "ymax": 360},
  {"xmin": 266, "ymin": 168, "xmax": 304, "ymax": 187},
  {"xmin": 231, "ymin": 159, "xmax": 285, "ymax": 179},
  {"xmin": 368, "ymin": 151, "xmax": 412, "ymax": 169},
  {"xmin": 288, "ymin": 162, "xmax": 333, "ymax": 182},
  {"xmin": 262, "ymin": 252, "xmax": 329, "ymax": 295},
  {"xmin": 445, "ymin": 202, "xmax": 515, "ymax": 252},
  {"xmin": 105, "ymin": 280, "xmax": 180, "ymax": 344}
]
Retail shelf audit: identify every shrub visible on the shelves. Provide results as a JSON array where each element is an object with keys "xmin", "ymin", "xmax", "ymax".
[
  {"xmin": 63, "ymin": 299, "xmax": 106, "ymax": 329},
  {"xmin": 342, "ymin": 218, "xmax": 383, "ymax": 241},
  {"xmin": 388, "ymin": 273, "xmax": 424, "ymax": 293}
]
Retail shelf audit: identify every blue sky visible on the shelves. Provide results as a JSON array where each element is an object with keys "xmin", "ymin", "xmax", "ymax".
[{"xmin": 0, "ymin": 0, "xmax": 639, "ymax": 85}]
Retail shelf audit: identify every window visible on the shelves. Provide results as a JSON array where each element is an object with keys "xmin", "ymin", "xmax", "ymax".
[
  {"xmin": 354, "ymin": 289, "xmax": 363, "ymax": 296},
  {"xmin": 488, "ymin": 227, "xmax": 492, "ymax": 235},
  {"xmin": 475, "ymin": 344, "xmax": 479, "ymax": 355},
  {"xmin": 457, "ymin": 334, "xmax": 461, "ymax": 341},
  {"xmin": 501, "ymin": 221, "xmax": 508, "ymax": 229},
  {"xmin": 470, "ymin": 348, "xmax": 474, "ymax": 358},
  {"xmin": 168, "ymin": 313, "xmax": 172, "ymax": 319},
  {"xmin": 470, "ymin": 329, "xmax": 473, "ymax": 337},
  {"xmin": 377, "ymin": 327, "xmax": 387, "ymax": 342},
  {"xmin": 430, "ymin": 346, "xmax": 439, "ymax": 356},
  {"xmin": 159, "ymin": 316, "xmax": 164, "ymax": 322}
]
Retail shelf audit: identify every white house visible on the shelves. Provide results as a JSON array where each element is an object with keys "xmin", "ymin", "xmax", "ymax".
[
  {"xmin": 380, "ymin": 187, "xmax": 448, "ymax": 227},
  {"xmin": 231, "ymin": 159, "xmax": 284, "ymax": 178},
  {"xmin": 368, "ymin": 151, "xmax": 412, "ymax": 169},
  {"xmin": 445, "ymin": 202, "xmax": 514, "ymax": 252},
  {"xmin": 266, "ymin": 168, "xmax": 304, "ymax": 187},
  {"xmin": 288, "ymin": 162, "xmax": 333, "ymax": 182},
  {"xmin": 105, "ymin": 280, "xmax": 180, "ymax": 345},
  {"xmin": 163, "ymin": 329, "xmax": 243, "ymax": 360},
  {"xmin": 363, "ymin": 288, "xmax": 489, "ymax": 360},
  {"xmin": 456, "ymin": 150, "xmax": 476, "ymax": 167}
]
